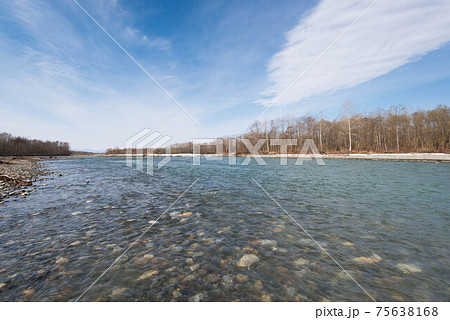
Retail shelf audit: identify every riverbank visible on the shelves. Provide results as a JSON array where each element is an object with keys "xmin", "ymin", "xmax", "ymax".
[
  {"xmin": 0, "ymin": 158, "xmax": 55, "ymax": 203},
  {"xmin": 318, "ymin": 153, "xmax": 450, "ymax": 162},
  {"xmin": 104, "ymin": 152, "xmax": 450, "ymax": 162}
]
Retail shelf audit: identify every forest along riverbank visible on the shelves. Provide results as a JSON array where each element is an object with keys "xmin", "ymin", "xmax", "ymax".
[{"xmin": 0, "ymin": 158, "xmax": 57, "ymax": 204}]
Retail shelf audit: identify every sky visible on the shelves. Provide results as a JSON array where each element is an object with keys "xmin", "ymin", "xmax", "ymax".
[{"xmin": 0, "ymin": 0, "xmax": 449, "ymax": 151}]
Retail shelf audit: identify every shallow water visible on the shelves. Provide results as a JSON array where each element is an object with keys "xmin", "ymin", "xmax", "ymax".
[{"xmin": 0, "ymin": 157, "xmax": 449, "ymax": 301}]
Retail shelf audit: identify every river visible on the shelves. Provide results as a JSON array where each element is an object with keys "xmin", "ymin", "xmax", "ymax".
[{"xmin": 0, "ymin": 157, "xmax": 448, "ymax": 301}]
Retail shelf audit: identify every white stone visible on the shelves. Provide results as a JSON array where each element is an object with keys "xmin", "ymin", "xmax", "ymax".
[
  {"xmin": 396, "ymin": 263, "xmax": 422, "ymax": 274},
  {"xmin": 137, "ymin": 270, "xmax": 158, "ymax": 280},
  {"xmin": 237, "ymin": 254, "xmax": 260, "ymax": 268}
]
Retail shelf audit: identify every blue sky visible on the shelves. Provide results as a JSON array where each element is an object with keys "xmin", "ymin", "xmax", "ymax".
[{"xmin": 1, "ymin": 0, "xmax": 449, "ymax": 151}]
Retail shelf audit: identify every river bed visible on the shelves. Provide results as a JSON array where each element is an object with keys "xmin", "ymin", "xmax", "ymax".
[{"xmin": 0, "ymin": 157, "xmax": 448, "ymax": 301}]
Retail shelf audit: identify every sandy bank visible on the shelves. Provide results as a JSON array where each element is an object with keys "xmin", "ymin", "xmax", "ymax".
[
  {"xmin": 104, "ymin": 153, "xmax": 450, "ymax": 162},
  {"xmin": 316, "ymin": 153, "xmax": 450, "ymax": 162}
]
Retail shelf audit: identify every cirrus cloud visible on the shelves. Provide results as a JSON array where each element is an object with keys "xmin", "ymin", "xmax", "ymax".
[{"xmin": 259, "ymin": 0, "xmax": 450, "ymax": 106}]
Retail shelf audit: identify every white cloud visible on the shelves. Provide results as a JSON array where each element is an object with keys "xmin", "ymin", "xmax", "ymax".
[
  {"xmin": 144, "ymin": 37, "xmax": 171, "ymax": 51},
  {"xmin": 259, "ymin": 0, "xmax": 450, "ymax": 106},
  {"xmin": 123, "ymin": 26, "xmax": 171, "ymax": 51},
  {"xmin": 0, "ymin": 0, "xmax": 191, "ymax": 150}
]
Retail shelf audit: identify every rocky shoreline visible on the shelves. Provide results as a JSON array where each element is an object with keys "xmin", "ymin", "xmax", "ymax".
[{"xmin": 0, "ymin": 158, "xmax": 55, "ymax": 204}]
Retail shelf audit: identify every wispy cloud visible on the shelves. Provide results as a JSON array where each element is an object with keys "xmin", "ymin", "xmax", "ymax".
[
  {"xmin": 123, "ymin": 26, "xmax": 171, "ymax": 51},
  {"xmin": 0, "ymin": 0, "xmax": 195, "ymax": 149},
  {"xmin": 2, "ymin": 0, "xmax": 449, "ymax": 150},
  {"xmin": 259, "ymin": 0, "xmax": 450, "ymax": 106}
]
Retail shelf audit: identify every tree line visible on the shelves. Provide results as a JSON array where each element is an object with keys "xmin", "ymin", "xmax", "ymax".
[
  {"xmin": 106, "ymin": 104, "xmax": 449, "ymax": 155},
  {"xmin": 239, "ymin": 104, "xmax": 449, "ymax": 154},
  {"xmin": 0, "ymin": 132, "xmax": 71, "ymax": 156}
]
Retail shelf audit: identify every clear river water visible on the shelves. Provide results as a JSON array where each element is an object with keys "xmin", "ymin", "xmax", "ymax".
[{"xmin": 0, "ymin": 157, "xmax": 449, "ymax": 301}]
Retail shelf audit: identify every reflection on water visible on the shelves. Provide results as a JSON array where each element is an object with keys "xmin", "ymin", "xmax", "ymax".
[{"xmin": 0, "ymin": 157, "xmax": 449, "ymax": 301}]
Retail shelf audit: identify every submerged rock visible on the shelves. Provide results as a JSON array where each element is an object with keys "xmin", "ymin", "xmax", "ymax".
[
  {"xmin": 112, "ymin": 246, "xmax": 122, "ymax": 254},
  {"xmin": 278, "ymin": 266, "xmax": 290, "ymax": 274},
  {"xmin": 253, "ymin": 280, "xmax": 263, "ymax": 292},
  {"xmin": 192, "ymin": 252, "xmax": 205, "ymax": 258},
  {"xmin": 236, "ymin": 274, "xmax": 249, "ymax": 283},
  {"xmin": 353, "ymin": 254, "xmax": 382, "ymax": 264},
  {"xmin": 134, "ymin": 256, "xmax": 152, "ymax": 265},
  {"xmin": 395, "ymin": 263, "xmax": 422, "ymax": 274},
  {"xmin": 110, "ymin": 288, "xmax": 127, "ymax": 297},
  {"xmin": 285, "ymin": 286, "xmax": 296, "ymax": 298},
  {"xmin": 336, "ymin": 270, "xmax": 357, "ymax": 280},
  {"xmin": 242, "ymin": 247, "xmax": 257, "ymax": 254},
  {"xmin": 23, "ymin": 288, "xmax": 35, "ymax": 295},
  {"xmin": 260, "ymin": 239, "xmax": 277, "ymax": 247},
  {"xmin": 183, "ymin": 274, "xmax": 197, "ymax": 282},
  {"xmin": 354, "ymin": 257, "xmax": 373, "ymax": 264},
  {"xmin": 189, "ymin": 292, "xmax": 206, "ymax": 302},
  {"xmin": 203, "ymin": 238, "xmax": 215, "ymax": 245},
  {"xmin": 86, "ymin": 230, "xmax": 95, "ymax": 236},
  {"xmin": 172, "ymin": 290, "xmax": 182, "ymax": 299},
  {"xmin": 261, "ymin": 291, "xmax": 272, "ymax": 302},
  {"xmin": 177, "ymin": 212, "xmax": 192, "ymax": 217},
  {"xmin": 237, "ymin": 254, "xmax": 260, "ymax": 268},
  {"xmin": 56, "ymin": 257, "xmax": 69, "ymax": 264},
  {"xmin": 390, "ymin": 292, "xmax": 406, "ymax": 301},
  {"xmin": 205, "ymin": 274, "xmax": 221, "ymax": 283},
  {"xmin": 190, "ymin": 264, "xmax": 200, "ymax": 272},
  {"xmin": 221, "ymin": 275, "xmax": 234, "ymax": 288},
  {"xmin": 294, "ymin": 269, "xmax": 308, "ymax": 278},
  {"xmin": 293, "ymin": 258, "xmax": 310, "ymax": 265},
  {"xmin": 137, "ymin": 270, "xmax": 158, "ymax": 280}
]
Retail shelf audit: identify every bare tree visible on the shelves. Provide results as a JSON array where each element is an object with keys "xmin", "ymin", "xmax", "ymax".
[
  {"xmin": 0, "ymin": 133, "xmax": 71, "ymax": 156},
  {"xmin": 106, "ymin": 105, "xmax": 449, "ymax": 155},
  {"xmin": 343, "ymin": 101, "xmax": 354, "ymax": 152}
]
